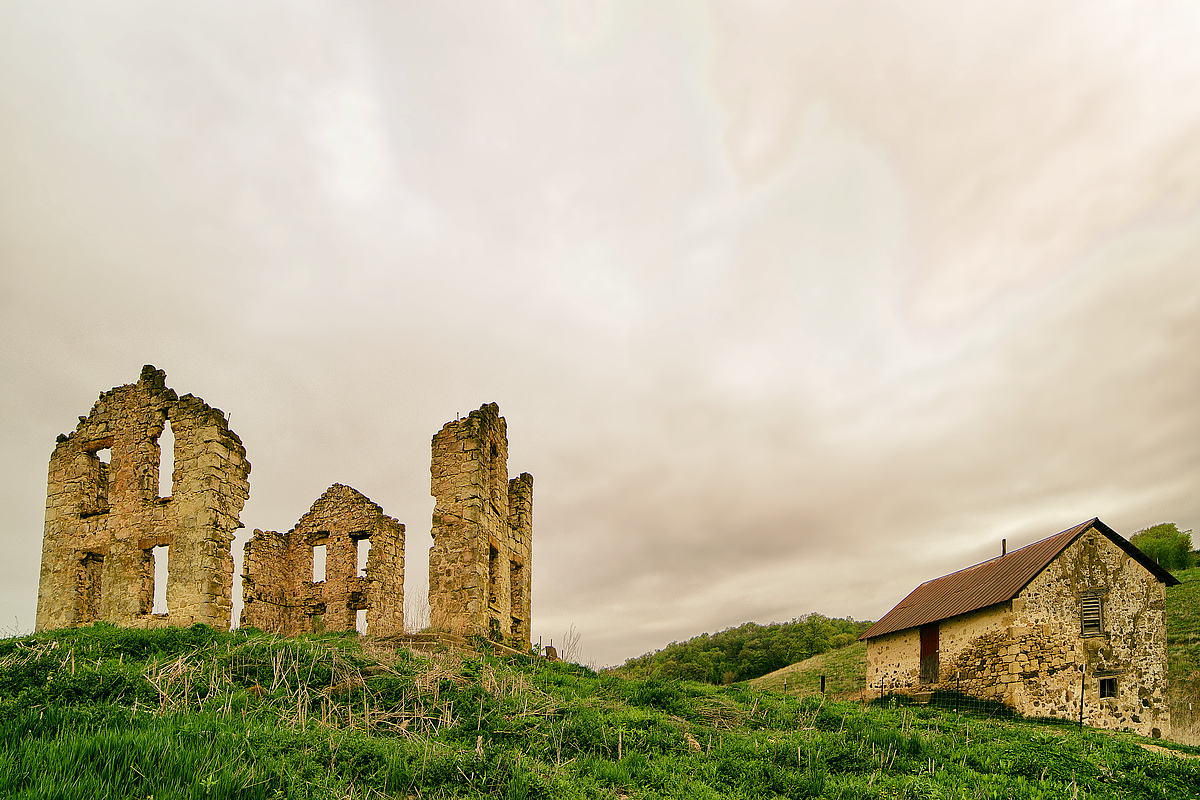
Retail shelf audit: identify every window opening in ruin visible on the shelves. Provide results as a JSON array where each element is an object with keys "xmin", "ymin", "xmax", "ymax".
[
  {"xmin": 310, "ymin": 603, "xmax": 326, "ymax": 634},
  {"xmin": 75, "ymin": 552, "xmax": 104, "ymax": 623},
  {"xmin": 1081, "ymin": 596, "xmax": 1102, "ymax": 636},
  {"xmin": 151, "ymin": 545, "xmax": 169, "ymax": 614},
  {"xmin": 509, "ymin": 560, "xmax": 523, "ymax": 636},
  {"xmin": 81, "ymin": 446, "xmax": 111, "ymax": 517},
  {"xmin": 312, "ymin": 542, "xmax": 327, "ymax": 583},
  {"xmin": 354, "ymin": 535, "xmax": 371, "ymax": 578},
  {"xmin": 356, "ymin": 608, "xmax": 367, "ymax": 634},
  {"xmin": 1099, "ymin": 677, "xmax": 1117, "ymax": 698},
  {"xmin": 157, "ymin": 415, "xmax": 175, "ymax": 499},
  {"xmin": 488, "ymin": 544, "xmax": 500, "ymax": 610},
  {"xmin": 919, "ymin": 622, "xmax": 939, "ymax": 685}
]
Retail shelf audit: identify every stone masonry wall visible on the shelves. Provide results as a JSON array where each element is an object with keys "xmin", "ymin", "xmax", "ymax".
[
  {"xmin": 864, "ymin": 526, "xmax": 1170, "ymax": 737},
  {"xmin": 36, "ymin": 366, "xmax": 250, "ymax": 631},
  {"xmin": 241, "ymin": 484, "xmax": 404, "ymax": 636},
  {"xmin": 429, "ymin": 404, "xmax": 533, "ymax": 646},
  {"xmin": 1005, "ymin": 531, "xmax": 1169, "ymax": 736}
]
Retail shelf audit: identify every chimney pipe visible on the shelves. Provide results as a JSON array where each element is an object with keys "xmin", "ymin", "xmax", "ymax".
[{"xmin": 1002, "ymin": 539, "xmax": 1007, "ymax": 557}]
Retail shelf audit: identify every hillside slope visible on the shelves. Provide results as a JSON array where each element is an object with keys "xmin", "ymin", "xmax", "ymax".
[
  {"xmin": 0, "ymin": 624, "xmax": 1196, "ymax": 798},
  {"xmin": 748, "ymin": 641, "xmax": 867, "ymax": 699},
  {"xmin": 1168, "ymin": 567, "xmax": 1200, "ymax": 743}
]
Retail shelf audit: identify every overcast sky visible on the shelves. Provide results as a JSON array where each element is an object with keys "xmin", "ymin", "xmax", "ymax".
[{"xmin": 2, "ymin": 2, "xmax": 1198, "ymax": 667}]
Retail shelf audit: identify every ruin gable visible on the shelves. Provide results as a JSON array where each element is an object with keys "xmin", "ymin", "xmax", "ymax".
[
  {"xmin": 429, "ymin": 403, "xmax": 533, "ymax": 646},
  {"xmin": 241, "ymin": 484, "xmax": 404, "ymax": 636},
  {"xmin": 35, "ymin": 365, "xmax": 250, "ymax": 631}
]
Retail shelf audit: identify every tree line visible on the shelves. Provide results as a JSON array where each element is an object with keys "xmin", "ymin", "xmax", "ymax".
[{"xmin": 611, "ymin": 614, "xmax": 873, "ymax": 685}]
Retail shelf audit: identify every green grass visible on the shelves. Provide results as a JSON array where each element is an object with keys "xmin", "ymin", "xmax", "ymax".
[
  {"xmin": 1167, "ymin": 567, "xmax": 1200, "ymax": 743},
  {"xmin": 0, "ymin": 624, "xmax": 1197, "ymax": 798},
  {"xmin": 748, "ymin": 641, "xmax": 868, "ymax": 699}
]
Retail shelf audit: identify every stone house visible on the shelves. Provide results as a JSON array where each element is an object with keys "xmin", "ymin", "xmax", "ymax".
[{"xmin": 860, "ymin": 518, "xmax": 1178, "ymax": 737}]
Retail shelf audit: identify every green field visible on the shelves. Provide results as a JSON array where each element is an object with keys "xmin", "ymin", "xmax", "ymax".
[
  {"xmin": 0, "ymin": 624, "xmax": 1197, "ymax": 798},
  {"xmin": 1167, "ymin": 567, "xmax": 1200, "ymax": 743}
]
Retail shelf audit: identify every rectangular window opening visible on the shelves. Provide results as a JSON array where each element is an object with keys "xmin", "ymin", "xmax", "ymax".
[
  {"xmin": 509, "ymin": 560, "xmax": 524, "ymax": 638},
  {"xmin": 355, "ymin": 536, "xmax": 371, "ymax": 578},
  {"xmin": 488, "ymin": 545, "xmax": 500, "ymax": 610},
  {"xmin": 151, "ymin": 545, "xmax": 169, "ymax": 615},
  {"xmin": 76, "ymin": 552, "xmax": 104, "ymax": 623},
  {"xmin": 1081, "ymin": 597, "xmax": 1102, "ymax": 636},
  {"xmin": 312, "ymin": 543, "xmax": 327, "ymax": 583},
  {"xmin": 356, "ymin": 608, "xmax": 368, "ymax": 635},
  {"xmin": 82, "ymin": 447, "xmax": 111, "ymax": 516},
  {"xmin": 1099, "ymin": 677, "xmax": 1117, "ymax": 699},
  {"xmin": 157, "ymin": 415, "xmax": 175, "ymax": 499}
]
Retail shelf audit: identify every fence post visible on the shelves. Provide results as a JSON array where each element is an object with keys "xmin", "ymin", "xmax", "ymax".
[
  {"xmin": 955, "ymin": 672, "xmax": 960, "ymax": 714},
  {"xmin": 820, "ymin": 675, "xmax": 826, "ymax": 694}
]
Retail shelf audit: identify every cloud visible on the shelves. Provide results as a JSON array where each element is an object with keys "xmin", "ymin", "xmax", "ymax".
[{"xmin": 0, "ymin": 2, "xmax": 1196, "ymax": 666}]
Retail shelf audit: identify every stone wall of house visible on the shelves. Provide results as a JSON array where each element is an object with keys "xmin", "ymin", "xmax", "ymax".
[
  {"xmin": 1004, "ymin": 531, "xmax": 1169, "ymax": 737},
  {"xmin": 864, "ymin": 528, "xmax": 1170, "ymax": 738},
  {"xmin": 36, "ymin": 366, "xmax": 250, "ymax": 631},
  {"xmin": 241, "ymin": 484, "xmax": 404, "ymax": 636},
  {"xmin": 428, "ymin": 404, "xmax": 533, "ymax": 645},
  {"xmin": 865, "ymin": 605, "xmax": 1011, "ymax": 693}
]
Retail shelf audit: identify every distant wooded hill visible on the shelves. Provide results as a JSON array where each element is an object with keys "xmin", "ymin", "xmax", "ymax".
[{"xmin": 611, "ymin": 615, "xmax": 873, "ymax": 685}]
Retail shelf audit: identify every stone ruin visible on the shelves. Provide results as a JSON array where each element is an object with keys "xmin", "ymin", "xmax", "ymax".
[
  {"xmin": 34, "ymin": 367, "xmax": 534, "ymax": 648},
  {"xmin": 36, "ymin": 366, "xmax": 250, "ymax": 631},
  {"xmin": 240, "ymin": 484, "xmax": 405, "ymax": 636},
  {"xmin": 429, "ymin": 404, "xmax": 533, "ymax": 643}
]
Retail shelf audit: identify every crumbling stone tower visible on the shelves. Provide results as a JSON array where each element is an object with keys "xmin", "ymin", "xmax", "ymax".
[
  {"xmin": 429, "ymin": 403, "xmax": 533, "ymax": 645},
  {"xmin": 35, "ymin": 366, "xmax": 250, "ymax": 631},
  {"xmin": 241, "ymin": 484, "xmax": 404, "ymax": 636}
]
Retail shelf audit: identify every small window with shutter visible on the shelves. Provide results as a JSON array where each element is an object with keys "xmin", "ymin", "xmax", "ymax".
[{"xmin": 1081, "ymin": 596, "xmax": 1102, "ymax": 636}]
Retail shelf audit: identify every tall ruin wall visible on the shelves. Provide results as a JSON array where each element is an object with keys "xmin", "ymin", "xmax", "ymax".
[
  {"xmin": 35, "ymin": 366, "xmax": 250, "ymax": 631},
  {"xmin": 241, "ymin": 483, "xmax": 404, "ymax": 636},
  {"xmin": 429, "ymin": 403, "xmax": 533, "ymax": 646}
]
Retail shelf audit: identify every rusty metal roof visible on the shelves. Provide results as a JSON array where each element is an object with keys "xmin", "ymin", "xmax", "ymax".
[{"xmin": 859, "ymin": 518, "xmax": 1179, "ymax": 641}]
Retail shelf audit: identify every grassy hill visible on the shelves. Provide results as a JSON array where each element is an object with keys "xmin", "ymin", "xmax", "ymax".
[
  {"xmin": 1168, "ymin": 567, "xmax": 1200, "ymax": 743},
  {"xmin": 0, "ymin": 624, "xmax": 1197, "ymax": 798},
  {"xmin": 610, "ymin": 616, "xmax": 871, "ymax": 685},
  {"xmin": 748, "ymin": 641, "xmax": 867, "ymax": 700}
]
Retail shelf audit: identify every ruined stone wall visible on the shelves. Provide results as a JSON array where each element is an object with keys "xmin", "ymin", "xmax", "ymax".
[
  {"xmin": 36, "ymin": 366, "xmax": 250, "ymax": 631},
  {"xmin": 864, "ymin": 527, "xmax": 1171, "ymax": 737},
  {"xmin": 241, "ymin": 484, "xmax": 404, "ymax": 636},
  {"xmin": 429, "ymin": 404, "xmax": 533, "ymax": 646}
]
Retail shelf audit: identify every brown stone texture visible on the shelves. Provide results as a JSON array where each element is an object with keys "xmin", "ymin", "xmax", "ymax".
[
  {"xmin": 35, "ymin": 366, "xmax": 250, "ymax": 631},
  {"xmin": 429, "ymin": 403, "xmax": 533, "ymax": 646},
  {"xmin": 866, "ymin": 527, "xmax": 1171, "ymax": 737},
  {"xmin": 240, "ymin": 484, "xmax": 404, "ymax": 636}
]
